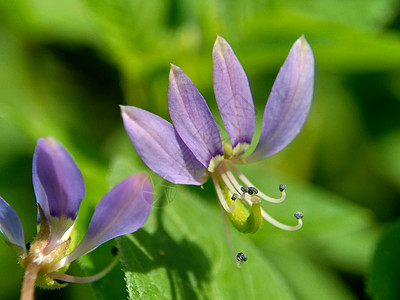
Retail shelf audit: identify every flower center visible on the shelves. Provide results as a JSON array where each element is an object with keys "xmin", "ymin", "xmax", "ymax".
[
  {"xmin": 211, "ymin": 159, "xmax": 304, "ymax": 267},
  {"xmin": 213, "ymin": 160, "xmax": 303, "ymax": 230}
]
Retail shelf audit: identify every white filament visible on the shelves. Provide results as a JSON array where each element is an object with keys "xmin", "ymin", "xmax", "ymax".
[
  {"xmin": 48, "ymin": 254, "xmax": 120, "ymax": 283},
  {"xmin": 228, "ymin": 162, "xmax": 286, "ymax": 203},
  {"xmin": 218, "ymin": 202, "xmax": 244, "ymax": 268},
  {"xmin": 211, "ymin": 173, "xmax": 236, "ymax": 213},
  {"xmin": 241, "ymin": 196, "xmax": 302, "ymax": 231}
]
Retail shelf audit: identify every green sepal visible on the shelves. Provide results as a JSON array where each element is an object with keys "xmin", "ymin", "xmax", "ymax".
[
  {"xmin": 220, "ymin": 180, "xmax": 263, "ymax": 234},
  {"xmin": 36, "ymin": 274, "xmax": 68, "ymax": 290}
]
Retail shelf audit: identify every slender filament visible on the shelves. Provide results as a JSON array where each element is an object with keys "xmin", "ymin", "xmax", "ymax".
[
  {"xmin": 48, "ymin": 254, "xmax": 120, "ymax": 283},
  {"xmin": 211, "ymin": 173, "xmax": 236, "ymax": 213},
  {"xmin": 218, "ymin": 202, "xmax": 244, "ymax": 268},
  {"xmin": 241, "ymin": 197, "xmax": 302, "ymax": 231},
  {"xmin": 228, "ymin": 162, "xmax": 286, "ymax": 203}
]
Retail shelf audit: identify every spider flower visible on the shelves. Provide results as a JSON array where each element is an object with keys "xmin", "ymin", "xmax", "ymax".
[
  {"xmin": 0, "ymin": 137, "xmax": 153, "ymax": 300},
  {"xmin": 121, "ymin": 35, "xmax": 313, "ymax": 240}
]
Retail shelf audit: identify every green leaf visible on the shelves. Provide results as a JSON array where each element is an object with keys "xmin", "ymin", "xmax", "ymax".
[
  {"xmin": 272, "ymin": 0, "xmax": 399, "ymax": 29},
  {"xmin": 232, "ymin": 162, "xmax": 378, "ymax": 299},
  {"xmin": 117, "ymin": 187, "xmax": 296, "ymax": 300},
  {"xmin": 368, "ymin": 219, "xmax": 400, "ymax": 300},
  {"xmin": 104, "ymin": 133, "xmax": 379, "ymax": 300},
  {"xmin": 376, "ymin": 130, "xmax": 400, "ymax": 189}
]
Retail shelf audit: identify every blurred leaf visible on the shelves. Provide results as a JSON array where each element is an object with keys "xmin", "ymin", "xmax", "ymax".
[
  {"xmin": 376, "ymin": 130, "xmax": 400, "ymax": 189},
  {"xmin": 265, "ymin": 250, "xmax": 356, "ymax": 300},
  {"xmin": 273, "ymin": 0, "xmax": 399, "ymax": 29},
  {"xmin": 238, "ymin": 161, "xmax": 378, "ymax": 299},
  {"xmin": 0, "ymin": 0, "xmax": 96, "ymax": 43},
  {"xmin": 368, "ymin": 219, "xmax": 400, "ymax": 300},
  {"xmin": 242, "ymin": 10, "xmax": 400, "ymax": 74}
]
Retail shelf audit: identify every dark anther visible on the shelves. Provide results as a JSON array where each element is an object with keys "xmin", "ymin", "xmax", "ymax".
[
  {"xmin": 240, "ymin": 186, "xmax": 248, "ymax": 193},
  {"xmin": 236, "ymin": 252, "xmax": 247, "ymax": 262},
  {"xmin": 279, "ymin": 184, "xmax": 286, "ymax": 192},
  {"xmin": 231, "ymin": 193, "xmax": 238, "ymax": 200},
  {"xmin": 26, "ymin": 242, "xmax": 31, "ymax": 251},
  {"xmin": 111, "ymin": 246, "xmax": 119, "ymax": 256},
  {"xmin": 248, "ymin": 187, "xmax": 258, "ymax": 195},
  {"xmin": 294, "ymin": 212, "xmax": 304, "ymax": 219}
]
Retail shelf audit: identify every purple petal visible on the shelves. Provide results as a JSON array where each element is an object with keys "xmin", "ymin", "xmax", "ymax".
[
  {"xmin": 0, "ymin": 196, "xmax": 25, "ymax": 253},
  {"xmin": 121, "ymin": 105, "xmax": 208, "ymax": 185},
  {"xmin": 213, "ymin": 35, "xmax": 255, "ymax": 156},
  {"xmin": 168, "ymin": 64, "xmax": 224, "ymax": 172},
  {"xmin": 32, "ymin": 138, "xmax": 85, "ymax": 222},
  {"xmin": 61, "ymin": 174, "xmax": 153, "ymax": 265},
  {"xmin": 247, "ymin": 36, "xmax": 314, "ymax": 162}
]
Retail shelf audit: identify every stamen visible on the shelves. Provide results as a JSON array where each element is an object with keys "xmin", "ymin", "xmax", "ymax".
[
  {"xmin": 241, "ymin": 197, "xmax": 302, "ymax": 231},
  {"xmin": 294, "ymin": 212, "xmax": 304, "ymax": 219},
  {"xmin": 211, "ymin": 174, "xmax": 236, "ymax": 213},
  {"xmin": 261, "ymin": 209, "xmax": 303, "ymax": 231},
  {"xmin": 241, "ymin": 186, "xmax": 248, "ymax": 194},
  {"xmin": 227, "ymin": 162, "xmax": 286, "ymax": 204},
  {"xmin": 236, "ymin": 252, "xmax": 247, "ymax": 268},
  {"xmin": 218, "ymin": 163, "xmax": 242, "ymax": 192},
  {"xmin": 218, "ymin": 202, "xmax": 246, "ymax": 268},
  {"xmin": 220, "ymin": 171, "xmax": 241, "ymax": 195},
  {"xmin": 279, "ymin": 184, "xmax": 286, "ymax": 192},
  {"xmin": 231, "ymin": 193, "xmax": 238, "ymax": 200},
  {"xmin": 48, "ymin": 254, "xmax": 120, "ymax": 284}
]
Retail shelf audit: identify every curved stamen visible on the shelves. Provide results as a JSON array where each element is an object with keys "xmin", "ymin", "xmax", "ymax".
[
  {"xmin": 48, "ymin": 254, "xmax": 120, "ymax": 284},
  {"xmin": 261, "ymin": 209, "xmax": 303, "ymax": 231},
  {"xmin": 217, "ymin": 163, "xmax": 240, "ymax": 192},
  {"xmin": 228, "ymin": 162, "xmax": 286, "ymax": 203},
  {"xmin": 218, "ymin": 202, "xmax": 246, "ymax": 268},
  {"xmin": 218, "ymin": 163, "xmax": 252, "ymax": 203},
  {"xmin": 211, "ymin": 173, "xmax": 236, "ymax": 213},
  {"xmin": 242, "ymin": 196, "xmax": 302, "ymax": 231}
]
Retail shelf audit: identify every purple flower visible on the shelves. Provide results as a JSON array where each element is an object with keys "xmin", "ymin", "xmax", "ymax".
[
  {"xmin": 0, "ymin": 137, "xmax": 152, "ymax": 299},
  {"xmin": 121, "ymin": 35, "xmax": 314, "ymax": 240}
]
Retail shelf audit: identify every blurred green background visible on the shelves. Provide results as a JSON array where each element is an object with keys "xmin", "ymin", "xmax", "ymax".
[{"xmin": 1, "ymin": 0, "xmax": 400, "ymax": 299}]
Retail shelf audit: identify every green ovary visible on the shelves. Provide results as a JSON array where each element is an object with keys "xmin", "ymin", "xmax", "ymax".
[{"xmin": 221, "ymin": 182, "xmax": 263, "ymax": 234}]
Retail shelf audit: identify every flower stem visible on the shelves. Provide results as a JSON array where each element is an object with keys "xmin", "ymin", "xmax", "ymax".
[{"xmin": 21, "ymin": 262, "xmax": 39, "ymax": 300}]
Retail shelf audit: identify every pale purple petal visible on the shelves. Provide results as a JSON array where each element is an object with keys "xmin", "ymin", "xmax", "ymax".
[
  {"xmin": 247, "ymin": 36, "xmax": 314, "ymax": 162},
  {"xmin": 0, "ymin": 196, "xmax": 25, "ymax": 253},
  {"xmin": 32, "ymin": 137, "xmax": 85, "ymax": 222},
  {"xmin": 168, "ymin": 64, "xmax": 224, "ymax": 172},
  {"xmin": 213, "ymin": 35, "xmax": 255, "ymax": 156},
  {"xmin": 60, "ymin": 174, "xmax": 152, "ymax": 265},
  {"xmin": 121, "ymin": 105, "xmax": 208, "ymax": 185}
]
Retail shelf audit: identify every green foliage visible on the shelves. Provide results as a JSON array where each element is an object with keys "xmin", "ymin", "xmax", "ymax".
[
  {"xmin": 0, "ymin": 0, "xmax": 400, "ymax": 299},
  {"xmin": 368, "ymin": 220, "xmax": 400, "ymax": 300}
]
